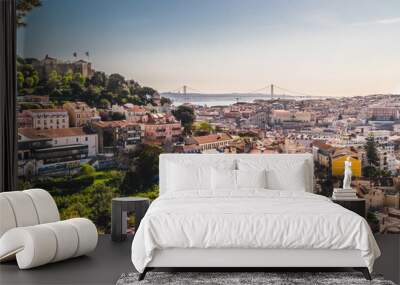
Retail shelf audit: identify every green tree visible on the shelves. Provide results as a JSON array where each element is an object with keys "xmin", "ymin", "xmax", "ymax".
[
  {"xmin": 364, "ymin": 135, "xmax": 379, "ymax": 167},
  {"xmin": 120, "ymin": 145, "xmax": 163, "ymax": 195},
  {"xmin": 172, "ymin": 105, "xmax": 195, "ymax": 134},
  {"xmin": 81, "ymin": 163, "xmax": 96, "ymax": 176},
  {"xmin": 160, "ymin": 97, "xmax": 172, "ymax": 105},
  {"xmin": 72, "ymin": 72, "xmax": 85, "ymax": 86},
  {"xmin": 86, "ymin": 85, "xmax": 102, "ymax": 106},
  {"xmin": 62, "ymin": 69, "xmax": 73, "ymax": 86},
  {"xmin": 107, "ymin": 73, "xmax": 125, "ymax": 92},
  {"xmin": 17, "ymin": 63, "xmax": 39, "ymax": 93},
  {"xmin": 17, "ymin": 0, "xmax": 42, "ymax": 27},
  {"xmin": 86, "ymin": 183, "xmax": 115, "ymax": 233},
  {"xmin": 363, "ymin": 165, "xmax": 378, "ymax": 179},
  {"xmin": 99, "ymin": 98, "xmax": 111, "ymax": 109},
  {"xmin": 193, "ymin": 121, "xmax": 214, "ymax": 136},
  {"xmin": 47, "ymin": 70, "xmax": 62, "ymax": 93},
  {"xmin": 89, "ymin": 71, "xmax": 108, "ymax": 87},
  {"xmin": 17, "ymin": 71, "xmax": 24, "ymax": 89},
  {"xmin": 110, "ymin": 112, "xmax": 126, "ymax": 121}
]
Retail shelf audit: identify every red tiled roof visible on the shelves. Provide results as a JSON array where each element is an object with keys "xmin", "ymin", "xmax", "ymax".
[
  {"xmin": 94, "ymin": 120, "xmax": 130, "ymax": 128},
  {"xmin": 19, "ymin": 128, "xmax": 87, "ymax": 139},
  {"xmin": 28, "ymin": 109, "xmax": 66, "ymax": 113},
  {"xmin": 312, "ymin": 140, "xmax": 334, "ymax": 151},
  {"xmin": 332, "ymin": 148, "xmax": 358, "ymax": 158},
  {"xmin": 192, "ymin": 133, "xmax": 233, "ymax": 145}
]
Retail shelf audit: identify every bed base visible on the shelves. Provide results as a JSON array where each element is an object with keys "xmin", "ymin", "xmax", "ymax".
[
  {"xmin": 138, "ymin": 248, "xmax": 372, "ymax": 281},
  {"xmin": 138, "ymin": 267, "xmax": 371, "ymax": 281}
]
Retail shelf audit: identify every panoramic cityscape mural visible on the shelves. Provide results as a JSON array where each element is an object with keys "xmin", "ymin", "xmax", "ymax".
[{"xmin": 16, "ymin": 0, "xmax": 400, "ymax": 234}]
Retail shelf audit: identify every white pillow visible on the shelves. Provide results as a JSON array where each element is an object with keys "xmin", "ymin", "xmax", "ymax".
[
  {"xmin": 238, "ymin": 158, "xmax": 308, "ymax": 191},
  {"xmin": 265, "ymin": 161, "xmax": 307, "ymax": 191},
  {"xmin": 211, "ymin": 168, "xmax": 237, "ymax": 191},
  {"xmin": 236, "ymin": 169, "xmax": 267, "ymax": 189},
  {"xmin": 167, "ymin": 162, "xmax": 211, "ymax": 191}
]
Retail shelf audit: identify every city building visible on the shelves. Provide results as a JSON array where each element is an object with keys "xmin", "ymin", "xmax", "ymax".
[
  {"xmin": 249, "ymin": 109, "xmax": 270, "ymax": 129},
  {"xmin": 120, "ymin": 104, "xmax": 148, "ymax": 123},
  {"xmin": 331, "ymin": 148, "xmax": 362, "ymax": 177},
  {"xmin": 312, "ymin": 140, "xmax": 335, "ymax": 167},
  {"xmin": 17, "ymin": 128, "xmax": 98, "ymax": 176},
  {"xmin": 18, "ymin": 127, "xmax": 98, "ymax": 156},
  {"xmin": 17, "ymin": 95, "xmax": 50, "ymax": 104},
  {"xmin": 367, "ymin": 105, "xmax": 399, "ymax": 121},
  {"xmin": 33, "ymin": 55, "xmax": 94, "ymax": 79},
  {"xmin": 17, "ymin": 111, "xmax": 33, "ymax": 128},
  {"xmin": 20, "ymin": 109, "xmax": 69, "ymax": 129},
  {"xmin": 143, "ymin": 113, "xmax": 182, "ymax": 145},
  {"xmin": 190, "ymin": 133, "xmax": 233, "ymax": 152},
  {"xmin": 377, "ymin": 144, "xmax": 398, "ymax": 174},
  {"xmin": 93, "ymin": 120, "xmax": 144, "ymax": 152},
  {"xmin": 63, "ymin": 101, "xmax": 100, "ymax": 127}
]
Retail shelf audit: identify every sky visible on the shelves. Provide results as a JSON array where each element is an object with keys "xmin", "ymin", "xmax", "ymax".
[{"xmin": 18, "ymin": 0, "xmax": 400, "ymax": 96}]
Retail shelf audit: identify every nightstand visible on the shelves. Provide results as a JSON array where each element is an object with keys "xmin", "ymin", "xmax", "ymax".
[
  {"xmin": 111, "ymin": 197, "xmax": 150, "ymax": 242},
  {"xmin": 331, "ymin": 198, "xmax": 366, "ymax": 218}
]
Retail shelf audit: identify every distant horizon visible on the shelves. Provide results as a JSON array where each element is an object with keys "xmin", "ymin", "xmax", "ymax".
[{"xmin": 18, "ymin": 0, "xmax": 400, "ymax": 96}]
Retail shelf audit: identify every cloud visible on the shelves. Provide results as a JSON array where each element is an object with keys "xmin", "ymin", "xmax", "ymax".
[{"xmin": 352, "ymin": 17, "xmax": 400, "ymax": 26}]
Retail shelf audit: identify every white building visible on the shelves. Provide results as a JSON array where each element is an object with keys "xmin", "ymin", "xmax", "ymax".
[
  {"xmin": 23, "ymin": 109, "xmax": 69, "ymax": 129},
  {"xmin": 18, "ymin": 127, "xmax": 98, "ymax": 156},
  {"xmin": 271, "ymin": 110, "xmax": 312, "ymax": 124},
  {"xmin": 378, "ymin": 144, "xmax": 398, "ymax": 174}
]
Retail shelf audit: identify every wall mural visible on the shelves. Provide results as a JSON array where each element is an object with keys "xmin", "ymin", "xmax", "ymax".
[{"xmin": 16, "ymin": 0, "xmax": 400, "ymax": 234}]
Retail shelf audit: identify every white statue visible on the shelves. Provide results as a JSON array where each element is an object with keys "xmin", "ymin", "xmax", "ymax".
[{"xmin": 343, "ymin": 156, "xmax": 352, "ymax": 190}]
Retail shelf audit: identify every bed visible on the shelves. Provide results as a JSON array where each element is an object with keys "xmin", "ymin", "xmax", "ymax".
[{"xmin": 131, "ymin": 154, "xmax": 380, "ymax": 280}]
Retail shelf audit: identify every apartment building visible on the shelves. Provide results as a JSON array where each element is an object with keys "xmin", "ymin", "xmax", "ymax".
[
  {"xmin": 20, "ymin": 109, "xmax": 69, "ymax": 129},
  {"xmin": 143, "ymin": 113, "xmax": 182, "ymax": 144},
  {"xmin": 367, "ymin": 105, "xmax": 399, "ymax": 121},
  {"xmin": 17, "ymin": 127, "xmax": 98, "ymax": 176},
  {"xmin": 191, "ymin": 133, "xmax": 233, "ymax": 152},
  {"xmin": 63, "ymin": 101, "xmax": 100, "ymax": 127},
  {"xmin": 271, "ymin": 110, "xmax": 312, "ymax": 124},
  {"xmin": 93, "ymin": 120, "xmax": 144, "ymax": 152}
]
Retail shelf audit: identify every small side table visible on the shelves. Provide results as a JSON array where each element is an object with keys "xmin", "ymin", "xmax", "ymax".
[
  {"xmin": 111, "ymin": 197, "xmax": 150, "ymax": 242},
  {"xmin": 332, "ymin": 198, "xmax": 366, "ymax": 218}
]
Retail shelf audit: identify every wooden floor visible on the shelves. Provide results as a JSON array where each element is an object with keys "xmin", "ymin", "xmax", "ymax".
[{"xmin": 0, "ymin": 234, "xmax": 398, "ymax": 285}]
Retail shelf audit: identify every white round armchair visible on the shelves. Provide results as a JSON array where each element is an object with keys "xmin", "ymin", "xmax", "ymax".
[{"xmin": 0, "ymin": 189, "xmax": 98, "ymax": 269}]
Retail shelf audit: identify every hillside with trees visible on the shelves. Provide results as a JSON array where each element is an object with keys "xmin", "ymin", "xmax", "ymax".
[{"xmin": 17, "ymin": 57, "xmax": 160, "ymax": 109}]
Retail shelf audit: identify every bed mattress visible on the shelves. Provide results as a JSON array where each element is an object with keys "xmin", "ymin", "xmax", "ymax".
[{"xmin": 131, "ymin": 190, "xmax": 380, "ymax": 273}]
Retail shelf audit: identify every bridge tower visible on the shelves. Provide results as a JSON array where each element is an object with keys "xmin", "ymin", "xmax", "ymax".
[
  {"xmin": 183, "ymin": 85, "xmax": 187, "ymax": 103},
  {"xmin": 270, "ymin": 84, "xmax": 274, "ymax": 100}
]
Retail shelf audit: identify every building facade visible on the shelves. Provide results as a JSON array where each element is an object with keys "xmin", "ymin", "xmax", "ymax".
[
  {"xmin": 33, "ymin": 55, "xmax": 94, "ymax": 79},
  {"xmin": 191, "ymin": 133, "xmax": 234, "ymax": 152},
  {"xmin": 18, "ymin": 128, "xmax": 98, "ymax": 176},
  {"xmin": 94, "ymin": 120, "xmax": 144, "ymax": 152},
  {"xmin": 21, "ymin": 109, "xmax": 69, "ymax": 129},
  {"xmin": 63, "ymin": 101, "xmax": 100, "ymax": 127}
]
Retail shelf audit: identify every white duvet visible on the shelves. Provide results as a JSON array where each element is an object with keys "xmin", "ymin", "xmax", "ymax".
[{"xmin": 131, "ymin": 190, "xmax": 380, "ymax": 273}]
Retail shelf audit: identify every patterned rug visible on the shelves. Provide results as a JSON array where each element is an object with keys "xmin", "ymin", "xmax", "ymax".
[{"xmin": 116, "ymin": 271, "xmax": 396, "ymax": 285}]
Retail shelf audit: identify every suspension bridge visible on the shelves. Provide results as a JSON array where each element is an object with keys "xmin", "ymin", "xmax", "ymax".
[{"xmin": 163, "ymin": 84, "xmax": 326, "ymax": 103}]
